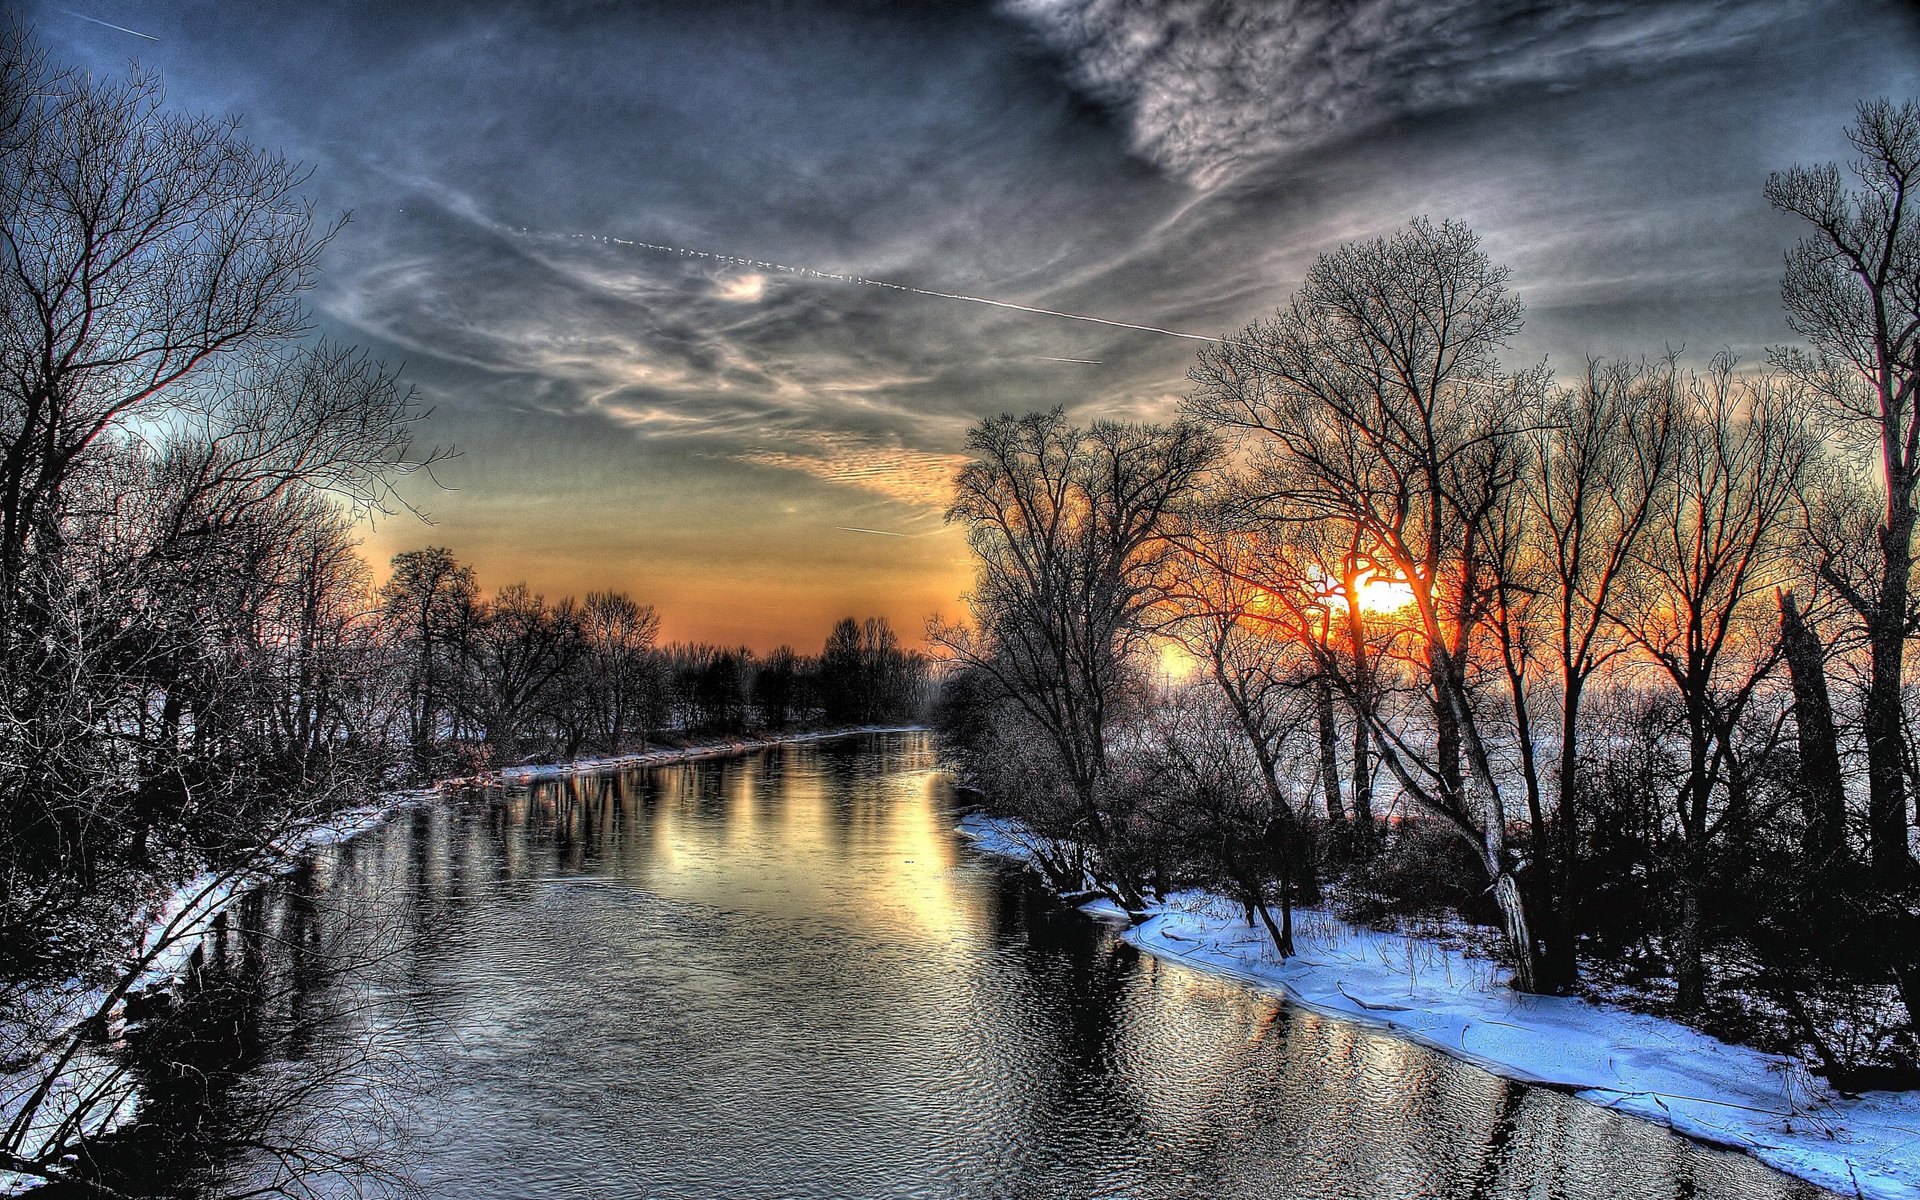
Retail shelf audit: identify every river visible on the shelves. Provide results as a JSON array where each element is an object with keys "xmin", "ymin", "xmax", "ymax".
[{"xmin": 145, "ymin": 730, "xmax": 1832, "ymax": 1199}]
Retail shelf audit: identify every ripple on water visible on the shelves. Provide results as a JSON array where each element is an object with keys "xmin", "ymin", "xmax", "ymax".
[{"xmin": 212, "ymin": 734, "xmax": 1834, "ymax": 1200}]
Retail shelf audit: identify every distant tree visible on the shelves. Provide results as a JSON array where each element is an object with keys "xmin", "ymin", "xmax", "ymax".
[
  {"xmin": 819, "ymin": 617, "xmax": 871, "ymax": 724},
  {"xmin": 695, "ymin": 647, "xmax": 751, "ymax": 734},
  {"xmin": 380, "ymin": 548, "xmax": 479, "ymax": 770},
  {"xmin": 579, "ymin": 590, "xmax": 661, "ymax": 751},
  {"xmin": 663, "ymin": 643, "xmax": 752, "ymax": 734},
  {"xmin": 754, "ymin": 644, "xmax": 803, "ymax": 730},
  {"xmin": 468, "ymin": 584, "xmax": 586, "ymax": 760},
  {"xmin": 819, "ymin": 615, "xmax": 922, "ymax": 724}
]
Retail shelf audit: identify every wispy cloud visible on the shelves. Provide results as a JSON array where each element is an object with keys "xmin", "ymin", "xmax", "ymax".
[
  {"xmin": 736, "ymin": 431, "xmax": 969, "ymax": 510},
  {"xmin": 1004, "ymin": 0, "xmax": 1798, "ymax": 187},
  {"xmin": 40, "ymin": 0, "xmax": 1908, "ymax": 644}
]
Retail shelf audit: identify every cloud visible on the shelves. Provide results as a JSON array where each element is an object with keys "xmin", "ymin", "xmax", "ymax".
[
  {"xmin": 43, "ymin": 0, "xmax": 1909, "ymax": 647},
  {"xmin": 735, "ymin": 431, "xmax": 970, "ymax": 510},
  {"xmin": 1002, "ymin": 0, "xmax": 1798, "ymax": 187},
  {"xmin": 714, "ymin": 272, "xmax": 767, "ymax": 304}
]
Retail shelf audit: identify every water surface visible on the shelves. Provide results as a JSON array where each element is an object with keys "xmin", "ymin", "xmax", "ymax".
[{"xmin": 195, "ymin": 732, "xmax": 1831, "ymax": 1199}]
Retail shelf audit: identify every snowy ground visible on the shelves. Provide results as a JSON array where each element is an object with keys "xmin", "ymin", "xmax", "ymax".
[
  {"xmin": 498, "ymin": 724, "xmax": 927, "ymax": 781},
  {"xmin": 956, "ymin": 811, "xmax": 1920, "ymax": 1200}
]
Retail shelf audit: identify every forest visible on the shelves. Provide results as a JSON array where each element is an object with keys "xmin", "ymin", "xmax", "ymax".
[{"xmin": 933, "ymin": 102, "xmax": 1920, "ymax": 1090}]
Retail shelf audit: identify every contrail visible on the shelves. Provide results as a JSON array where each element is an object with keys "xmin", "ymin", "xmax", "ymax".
[
  {"xmin": 543, "ymin": 231, "xmax": 1231, "ymax": 346},
  {"xmin": 836, "ymin": 526, "xmax": 933, "ymax": 538},
  {"xmin": 61, "ymin": 9, "xmax": 160, "ymax": 40},
  {"xmin": 1035, "ymin": 356, "xmax": 1104, "ymax": 365}
]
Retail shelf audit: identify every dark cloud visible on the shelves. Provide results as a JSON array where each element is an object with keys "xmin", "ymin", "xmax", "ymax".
[
  {"xmin": 21, "ymin": 0, "xmax": 1920, "ymax": 644},
  {"xmin": 1003, "ymin": 0, "xmax": 1819, "ymax": 186}
]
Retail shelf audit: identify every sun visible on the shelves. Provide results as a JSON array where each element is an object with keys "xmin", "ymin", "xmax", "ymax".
[
  {"xmin": 1351, "ymin": 569, "xmax": 1414, "ymax": 614},
  {"xmin": 1156, "ymin": 642, "xmax": 1200, "ymax": 683}
]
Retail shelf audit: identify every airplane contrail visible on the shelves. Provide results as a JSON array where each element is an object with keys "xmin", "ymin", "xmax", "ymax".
[
  {"xmin": 61, "ymin": 9, "xmax": 160, "ymax": 40},
  {"xmin": 1035, "ymin": 356, "xmax": 1105, "ymax": 365},
  {"xmin": 836, "ymin": 526, "xmax": 932, "ymax": 538},
  {"xmin": 539, "ymin": 231, "xmax": 1233, "ymax": 346}
]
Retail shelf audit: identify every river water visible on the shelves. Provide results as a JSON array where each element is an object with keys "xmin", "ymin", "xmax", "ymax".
[{"xmin": 166, "ymin": 731, "xmax": 1830, "ymax": 1199}]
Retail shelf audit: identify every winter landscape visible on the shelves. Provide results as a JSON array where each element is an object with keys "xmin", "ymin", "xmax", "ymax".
[{"xmin": 3, "ymin": 2, "xmax": 1920, "ymax": 1198}]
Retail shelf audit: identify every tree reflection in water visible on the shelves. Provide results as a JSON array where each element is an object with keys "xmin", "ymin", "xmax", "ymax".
[{"xmin": 101, "ymin": 733, "xmax": 1833, "ymax": 1200}]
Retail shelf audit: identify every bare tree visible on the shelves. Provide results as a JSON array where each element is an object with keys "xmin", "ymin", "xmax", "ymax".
[
  {"xmin": 1519, "ymin": 357, "xmax": 1682, "ymax": 988},
  {"xmin": 0, "ymin": 30, "xmax": 333, "ymax": 580},
  {"xmin": 1609, "ymin": 364, "xmax": 1816, "ymax": 1011},
  {"xmin": 580, "ymin": 590, "xmax": 661, "ymax": 752},
  {"xmin": 752, "ymin": 644, "xmax": 804, "ymax": 730},
  {"xmin": 380, "ymin": 547, "xmax": 479, "ymax": 770},
  {"xmin": 1136, "ymin": 684, "xmax": 1315, "ymax": 956},
  {"xmin": 934, "ymin": 407, "xmax": 1217, "ymax": 912},
  {"xmin": 1160, "ymin": 505, "xmax": 1326, "ymax": 933},
  {"xmin": 1188, "ymin": 217, "xmax": 1550, "ymax": 990},
  {"xmin": 1766, "ymin": 99, "xmax": 1920, "ymax": 884},
  {"xmin": 819, "ymin": 616, "xmax": 922, "ymax": 725},
  {"xmin": 0, "ymin": 31, "xmax": 440, "ymax": 1198},
  {"xmin": 469, "ymin": 584, "xmax": 586, "ymax": 760}
]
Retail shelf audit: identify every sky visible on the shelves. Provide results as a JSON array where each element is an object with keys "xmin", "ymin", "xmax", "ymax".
[{"xmin": 24, "ymin": 0, "xmax": 1920, "ymax": 651}]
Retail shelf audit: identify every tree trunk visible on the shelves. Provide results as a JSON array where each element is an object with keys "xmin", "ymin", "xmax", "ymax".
[
  {"xmin": 1434, "ymin": 676, "xmax": 1464, "ymax": 810},
  {"xmin": 1080, "ymin": 779, "xmax": 1145, "ymax": 913},
  {"xmin": 1225, "ymin": 841, "xmax": 1292, "ymax": 958},
  {"xmin": 1344, "ymin": 588, "xmax": 1375, "ymax": 838},
  {"xmin": 1779, "ymin": 590, "xmax": 1847, "ymax": 871},
  {"xmin": 1510, "ymin": 683, "xmax": 1568, "ymax": 994},
  {"xmin": 1316, "ymin": 673, "xmax": 1346, "ymax": 826},
  {"xmin": 1549, "ymin": 679, "xmax": 1584, "ymax": 996},
  {"xmin": 1436, "ymin": 646, "xmax": 1543, "ymax": 994},
  {"xmin": 1864, "ymin": 517, "xmax": 1916, "ymax": 884},
  {"xmin": 1675, "ymin": 872, "xmax": 1706, "ymax": 1012},
  {"xmin": 1491, "ymin": 870, "xmax": 1538, "ymax": 995},
  {"xmin": 1673, "ymin": 700, "xmax": 1714, "ymax": 1013}
]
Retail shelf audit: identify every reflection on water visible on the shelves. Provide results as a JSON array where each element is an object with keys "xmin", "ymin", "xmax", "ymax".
[{"xmin": 182, "ymin": 732, "xmax": 1828, "ymax": 1199}]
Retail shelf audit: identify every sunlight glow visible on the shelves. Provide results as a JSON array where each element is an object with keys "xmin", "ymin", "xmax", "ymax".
[
  {"xmin": 1157, "ymin": 642, "xmax": 1200, "ymax": 683},
  {"xmin": 1350, "ymin": 569, "xmax": 1414, "ymax": 614},
  {"xmin": 714, "ymin": 271, "xmax": 766, "ymax": 303}
]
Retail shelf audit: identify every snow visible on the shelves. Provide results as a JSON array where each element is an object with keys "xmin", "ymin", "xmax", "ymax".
[
  {"xmin": 955, "ymin": 811, "xmax": 1920, "ymax": 1200},
  {"xmin": 498, "ymin": 725, "xmax": 928, "ymax": 781}
]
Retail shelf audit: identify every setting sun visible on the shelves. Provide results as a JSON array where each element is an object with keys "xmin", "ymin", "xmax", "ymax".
[
  {"xmin": 1351, "ymin": 569, "xmax": 1415, "ymax": 614},
  {"xmin": 1156, "ymin": 642, "xmax": 1200, "ymax": 683}
]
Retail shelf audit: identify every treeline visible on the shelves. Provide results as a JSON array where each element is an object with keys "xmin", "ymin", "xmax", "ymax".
[
  {"xmin": 380, "ymin": 548, "xmax": 931, "ymax": 772},
  {"xmin": 936, "ymin": 102, "xmax": 1920, "ymax": 1087}
]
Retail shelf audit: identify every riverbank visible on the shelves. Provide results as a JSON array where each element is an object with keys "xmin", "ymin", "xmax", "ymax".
[
  {"xmin": 2, "ymin": 726, "xmax": 929, "ymax": 1190},
  {"xmin": 151, "ymin": 724, "xmax": 933, "ymax": 976},
  {"xmin": 495, "ymin": 724, "xmax": 929, "ymax": 782},
  {"xmin": 956, "ymin": 811, "xmax": 1920, "ymax": 1200}
]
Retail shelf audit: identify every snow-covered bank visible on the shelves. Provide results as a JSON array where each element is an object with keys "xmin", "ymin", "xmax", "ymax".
[
  {"xmin": 498, "ymin": 724, "xmax": 928, "ymax": 781},
  {"xmin": 138, "ymin": 726, "xmax": 930, "ymax": 984},
  {"xmin": 956, "ymin": 811, "xmax": 1920, "ymax": 1200}
]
